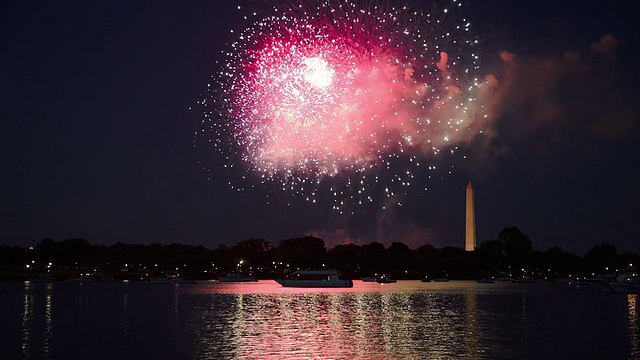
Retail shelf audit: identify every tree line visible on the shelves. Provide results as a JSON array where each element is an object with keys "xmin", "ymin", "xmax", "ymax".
[{"xmin": 0, "ymin": 227, "xmax": 637, "ymax": 281}]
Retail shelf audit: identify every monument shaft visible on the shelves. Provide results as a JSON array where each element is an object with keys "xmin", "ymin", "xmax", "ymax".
[{"xmin": 465, "ymin": 181, "xmax": 476, "ymax": 251}]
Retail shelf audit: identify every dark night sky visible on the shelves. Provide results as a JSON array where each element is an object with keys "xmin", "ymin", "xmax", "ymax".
[{"xmin": 2, "ymin": 0, "xmax": 639, "ymax": 254}]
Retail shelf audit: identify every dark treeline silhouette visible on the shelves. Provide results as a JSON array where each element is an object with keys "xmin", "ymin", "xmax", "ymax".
[{"xmin": 1, "ymin": 227, "xmax": 639, "ymax": 281}]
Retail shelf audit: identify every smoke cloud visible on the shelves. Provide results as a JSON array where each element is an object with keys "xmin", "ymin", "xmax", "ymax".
[{"xmin": 488, "ymin": 34, "xmax": 637, "ymax": 143}]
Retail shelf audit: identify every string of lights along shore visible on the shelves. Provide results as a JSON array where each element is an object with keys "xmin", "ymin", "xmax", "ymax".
[{"xmin": 199, "ymin": 0, "xmax": 494, "ymax": 213}]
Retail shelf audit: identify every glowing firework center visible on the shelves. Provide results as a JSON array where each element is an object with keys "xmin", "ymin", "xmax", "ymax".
[{"xmin": 303, "ymin": 57, "xmax": 334, "ymax": 89}]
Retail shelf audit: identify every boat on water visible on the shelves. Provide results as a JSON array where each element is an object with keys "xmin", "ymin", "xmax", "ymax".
[
  {"xmin": 65, "ymin": 272, "xmax": 113, "ymax": 283},
  {"xmin": 376, "ymin": 276, "xmax": 396, "ymax": 284},
  {"xmin": 475, "ymin": 278, "xmax": 495, "ymax": 284},
  {"xmin": 275, "ymin": 270, "xmax": 353, "ymax": 288},
  {"xmin": 421, "ymin": 277, "xmax": 431, "ymax": 283},
  {"xmin": 603, "ymin": 273, "xmax": 640, "ymax": 294},
  {"xmin": 569, "ymin": 275, "xmax": 612, "ymax": 286},
  {"xmin": 360, "ymin": 277, "xmax": 377, "ymax": 282},
  {"xmin": 27, "ymin": 273, "xmax": 54, "ymax": 283},
  {"xmin": 150, "ymin": 274, "xmax": 187, "ymax": 284},
  {"xmin": 218, "ymin": 273, "xmax": 258, "ymax": 282},
  {"xmin": 65, "ymin": 277, "xmax": 94, "ymax": 284},
  {"xmin": 552, "ymin": 277, "xmax": 572, "ymax": 283}
]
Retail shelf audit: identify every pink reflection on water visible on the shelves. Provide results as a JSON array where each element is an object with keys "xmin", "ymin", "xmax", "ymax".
[
  {"xmin": 185, "ymin": 280, "xmax": 489, "ymax": 358},
  {"xmin": 629, "ymin": 294, "xmax": 640, "ymax": 358},
  {"xmin": 193, "ymin": 279, "xmax": 466, "ymax": 295}
]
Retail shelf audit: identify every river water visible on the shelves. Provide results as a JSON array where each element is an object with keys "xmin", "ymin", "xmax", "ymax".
[{"xmin": 1, "ymin": 280, "xmax": 637, "ymax": 359}]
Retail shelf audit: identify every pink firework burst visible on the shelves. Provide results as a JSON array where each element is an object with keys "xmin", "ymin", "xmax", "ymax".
[{"xmin": 204, "ymin": 0, "xmax": 490, "ymax": 211}]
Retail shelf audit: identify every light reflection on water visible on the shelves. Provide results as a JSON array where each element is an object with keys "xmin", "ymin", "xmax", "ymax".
[
  {"xmin": 3, "ymin": 280, "xmax": 634, "ymax": 359},
  {"xmin": 20, "ymin": 283, "xmax": 33, "ymax": 359},
  {"xmin": 42, "ymin": 283, "xmax": 53, "ymax": 359},
  {"xmin": 628, "ymin": 294, "xmax": 640, "ymax": 358}
]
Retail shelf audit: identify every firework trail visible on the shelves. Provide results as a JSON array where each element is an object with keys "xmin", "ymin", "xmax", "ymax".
[{"xmin": 199, "ymin": 0, "xmax": 495, "ymax": 212}]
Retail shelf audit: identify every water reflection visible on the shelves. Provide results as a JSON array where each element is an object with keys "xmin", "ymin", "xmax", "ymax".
[
  {"xmin": 8, "ymin": 280, "xmax": 633, "ymax": 359},
  {"xmin": 21, "ymin": 282, "xmax": 33, "ymax": 359},
  {"xmin": 465, "ymin": 291, "xmax": 480, "ymax": 356},
  {"xmin": 20, "ymin": 281, "xmax": 53, "ymax": 360},
  {"xmin": 186, "ymin": 283, "xmax": 530, "ymax": 358},
  {"xmin": 42, "ymin": 283, "xmax": 53, "ymax": 359},
  {"xmin": 519, "ymin": 293, "xmax": 530, "ymax": 355},
  {"xmin": 121, "ymin": 292, "xmax": 129, "ymax": 350},
  {"xmin": 628, "ymin": 294, "xmax": 640, "ymax": 358}
]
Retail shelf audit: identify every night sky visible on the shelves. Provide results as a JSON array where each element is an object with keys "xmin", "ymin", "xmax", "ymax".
[{"xmin": 2, "ymin": 0, "xmax": 639, "ymax": 254}]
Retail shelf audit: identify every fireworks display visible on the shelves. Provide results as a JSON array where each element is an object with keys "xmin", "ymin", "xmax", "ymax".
[{"xmin": 199, "ymin": 0, "xmax": 493, "ymax": 212}]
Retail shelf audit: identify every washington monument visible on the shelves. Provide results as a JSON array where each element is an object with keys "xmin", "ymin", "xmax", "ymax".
[{"xmin": 465, "ymin": 181, "xmax": 476, "ymax": 251}]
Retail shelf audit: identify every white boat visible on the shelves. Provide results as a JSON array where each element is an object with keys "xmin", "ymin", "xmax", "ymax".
[
  {"xmin": 569, "ymin": 273, "xmax": 613, "ymax": 285},
  {"xmin": 218, "ymin": 273, "xmax": 257, "ymax": 282},
  {"xmin": 65, "ymin": 272, "xmax": 113, "ymax": 283},
  {"xmin": 150, "ymin": 274, "xmax": 187, "ymax": 284},
  {"xmin": 275, "ymin": 270, "xmax": 353, "ymax": 288},
  {"xmin": 376, "ymin": 276, "xmax": 396, "ymax": 284},
  {"xmin": 604, "ymin": 273, "xmax": 640, "ymax": 294}
]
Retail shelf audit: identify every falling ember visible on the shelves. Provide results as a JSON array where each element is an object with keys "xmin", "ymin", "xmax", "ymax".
[{"xmin": 200, "ymin": 0, "xmax": 490, "ymax": 211}]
